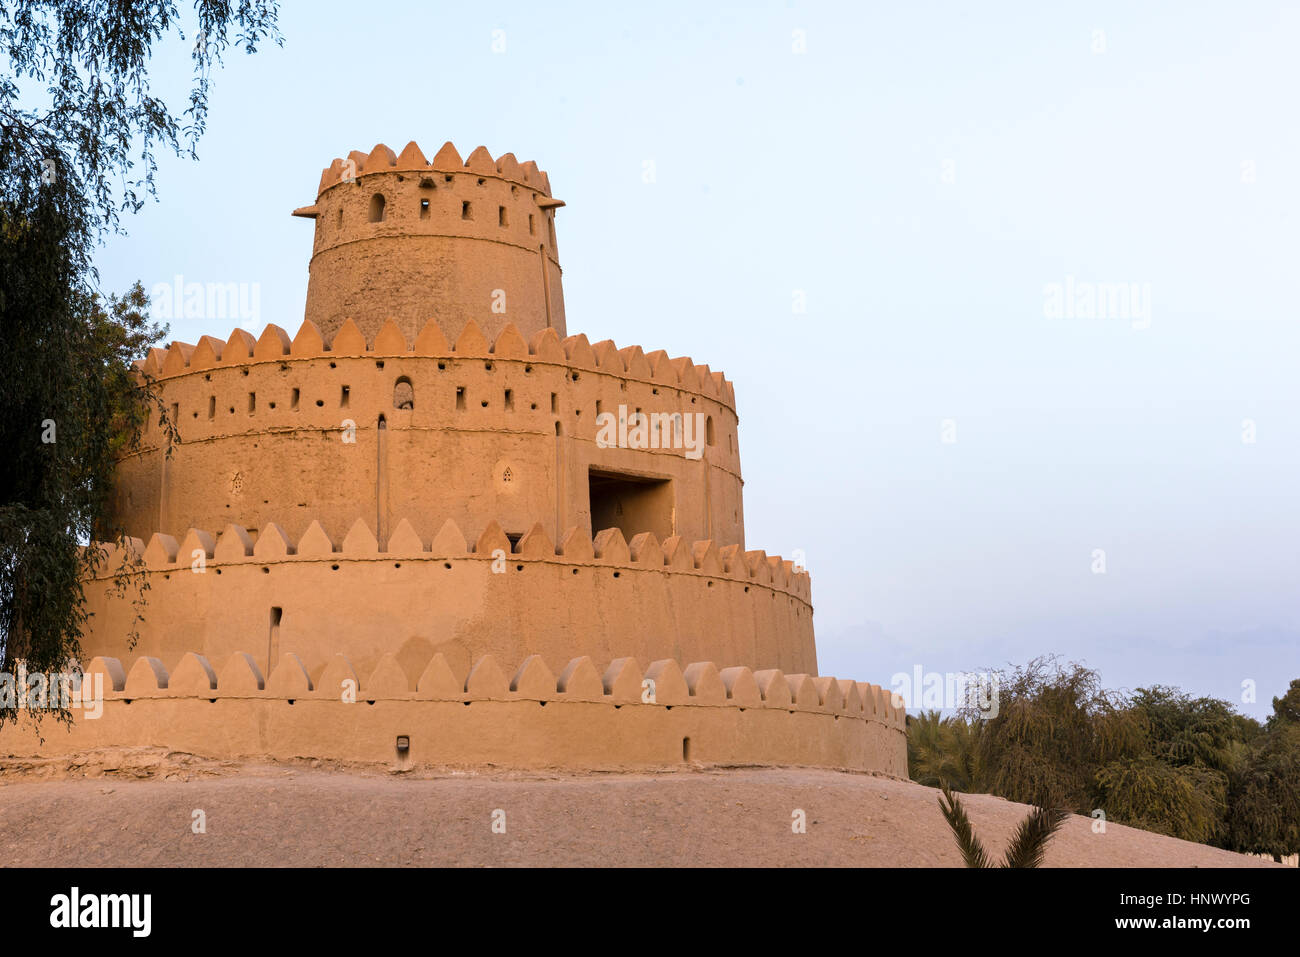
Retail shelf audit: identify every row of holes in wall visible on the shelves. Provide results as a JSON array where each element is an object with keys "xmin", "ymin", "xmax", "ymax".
[
  {"xmin": 179, "ymin": 369, "xmax": 731, "ymax": 450},
  {"xmin": 349, "ymin": 185, "xmax": 557, "ymax": 247}
]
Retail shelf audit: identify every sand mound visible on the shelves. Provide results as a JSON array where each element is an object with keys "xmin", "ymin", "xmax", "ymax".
[{"xmin": 0, "ymin": 750, "xmax": 1276, "ymax": 867}]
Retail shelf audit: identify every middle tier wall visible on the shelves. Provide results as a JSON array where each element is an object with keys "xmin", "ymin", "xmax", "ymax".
[{"xmin": 111, "ymin": 347, "xmax": 745, "ymax": 551}]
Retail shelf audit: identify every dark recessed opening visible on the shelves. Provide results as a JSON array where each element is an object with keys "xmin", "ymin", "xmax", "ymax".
[
  {"xmin": 461, "ymin": 201, "xmax": 472, "ymax": 219},
  {"xmin": 394, "ymin": 376, "xmax": 414, "ymax": 410},
  {"xmin": 588, "ymin": 468, "xmax": 674, "ymax": 542}
]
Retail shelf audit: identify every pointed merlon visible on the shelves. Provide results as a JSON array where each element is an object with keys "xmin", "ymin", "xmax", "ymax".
[
  {"xmin": 562, "ymin": 334, "xmax": 597, "ymax": 370},
  {"xmin": 671, "ymin": 357, "xmax": 700, "ymax": 392},
  {"xmin": 592, "ymin": 339, "xmax": 623, "ymax": 373},
  {"xmin": 373, "ymin": 318, "xmax": 409, "ymax": 354},
  {"xmin": 331, "ymin": 318, "xmax": 367, "ymax": 356},
  {"xmin": 558, "ymin": 526, "xmax": 594, "ymax": 561},
  {"xmin": 557, "ymin": 656, "xmax": 603, "ymax": 700},
  {"xmin": 753, "ymin": 669, "xmax": 793, "ymax": 708},
  {"xmin": 643, "ymin": 659, "xmax": 689, "ymax": 706},
  {"xmin": 367, "ymin": 654, "xmax": 412, "ymax": 697},
  {"xmin": 414, "ymin": 317, "xmax": 451, "ymax": 355},
  {"xmin": 691, "ymin": 540, "xmax": 723, "ymax": 575},
  {"xmin": 514, "ymin": 522, "xmax": 554, "ymax": 558},
  {"xmin": 190, "ymin": 335, "xmax": 224, "ymax": 369},
  {"xmin": 169, "ymin": 652, "xmax": 217, "ymax": 694},
  {"xmin": 528, "ymin": 327, "xmax": 564, "ymax": 361},
  {"xmin": 253, "ymin": 522, "xmax": 294, "ymax": 560},
  {"xmin": 683, "ymin": 661, "xmax": 726, "ymax": 705},
  {"xmin": 474, "ymin": 519, "xmax": 511, "ymax": 557},
  {"xmin": 429, "ymin": 518, "xmax": 468, "ymax": 557},
  {"xmin": 124, "ymin": 656, "xmax": 169, "ymax": 695},
  {"xmin": 266, "ymin": 653, "xmax": 313, "ymax": 696},
  {"xmin": 453, "ymin": 319, "xmax": 489, "ymax": 356},
  {"xmin": 661, "ymin": 535, "xmax": 693, "ymax": 571},
  {"xmin": 838, "ymin": 679, "xmax": 864, "ymax": 716},
  {"xmin": 319, "ymin": 159, "xmax": 344, "ymax": 194},
  {"xmin": 143, "ymin": 532, "xmax": 179, "ymax": 568},
  {"xmin": 162, "ymin": 341, "xmax": 194, "ymax": 376},
  {"xmin": 496, "ymin": 152, "xmax": 521, "ymax": 179},
  {"xmin": 296, "ymin": 519, "xmax": 336, "ymax": 558},
  {"xmin": 366, "ymin": 143, "xmax": 397, "ymax": 171},
  {"xmin": 386, "ymin": 517, "xmax": 425, "ymax": 554},
  {"xmin": 465, "ymin": 654, "xmax": 509, "ymax": 698},
  {"xmin": 628, "ymin": 532, "xmax": 664, "ymax": 566},
  {"xmin": 813, "ymin": 675, "xmax": 844, "ymax": 712},
  {"xmin": 601, "ymin": 657, "xmax": 643, "ymax": 704},
  {"xmin": 592, "ymin": 527, "xmax": 630, "ymax": 564},
  {"xmin": 86, "ymin": 656, "xmax": 126, "ymax": 693},
  {"xmin": 464, "ymin": 145, "xmax": 496, "ymax": 174},
  {"xmin": 719, "ymin": 666, "xmax": 762, "ymax": 709},
  {"xmin": 645, "ymin": 350, "xmax": 677, "ymax": 385},
  {"xmin": 180, "ymin": 528, "xmax": 216, "ymax": 561},
  {"xmin": 223, "ymin": 328, "xmax": 255, "ymax": 362},
  {"xmin": 510, "ymin": 654, "xmax": 556, "ymax": 700},
  {"xmin": 317, "ymin": 653, "xmax": 359, "ymax": 700},
  {"xmin": 342, "ymin": 518, "xmax": 378, "ymax": 555},
  {"xmin": 395, "ymin": 141, "xmax": 428, "ymax": 170},
  {"xmin": 416, "ymin": 653, "xmax": 463, "ymax": 699},
  {"xmin": 431, "ymin": 141, "xmax": 462, "ymax": 170},
  {"xmin": 141, "ymin": 348, "xmax": 164, "ymax": 377},
  {"xmin": 254, "ymin": 323, "xmax": 291, "ymax": 360},
  {"xmin": 784, "ymin": 673, "xmax": 820, "ymax": 710},
  {"xmin": 292, "ymin": 319, "xmax": 325, "ymax": 357},
  {"xmin": 218, "ymin": 652, "xmax": 265, "ymax": 694},
  {"xmin": 619, "ymin": 346, "xmax": 652, "ymax": 379},
  {"xmin": 490, "ymin": 323, "xmax": 527, "ymax": 358}
]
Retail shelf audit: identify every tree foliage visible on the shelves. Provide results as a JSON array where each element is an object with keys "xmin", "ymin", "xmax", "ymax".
[
  {"xmin": 909, "ymin": 658, "xmax": 1300, "ymax": 858},
  {"xmin": 0, "ymin": 1, "xmax": 280, "ymax": 716}
]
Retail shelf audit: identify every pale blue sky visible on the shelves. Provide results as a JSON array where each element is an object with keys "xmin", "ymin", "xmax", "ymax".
[{"xmin": 92, "ymin": 1, "xmax": 1299, "ymax": 719}]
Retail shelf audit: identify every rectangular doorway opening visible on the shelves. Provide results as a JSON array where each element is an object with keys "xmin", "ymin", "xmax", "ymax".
[{"xmin": 587, "ymin": 469, "xmax": 674, "ymax": 543}]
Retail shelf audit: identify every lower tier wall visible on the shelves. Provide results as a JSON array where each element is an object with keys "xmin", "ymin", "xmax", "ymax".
[{"xmin": 0, "ymin": 653, "xmax": 907, "ymax": 776}]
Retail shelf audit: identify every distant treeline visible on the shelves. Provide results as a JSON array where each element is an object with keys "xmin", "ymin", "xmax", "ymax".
[{"xmin": 906, "ymin": 657, "xmax": 1300, "ymax": 860}]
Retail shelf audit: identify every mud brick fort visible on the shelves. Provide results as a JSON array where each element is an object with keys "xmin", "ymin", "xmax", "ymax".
[{"xmin": 4, "ymin": 141, "xmax": 906, "ymax": 775}]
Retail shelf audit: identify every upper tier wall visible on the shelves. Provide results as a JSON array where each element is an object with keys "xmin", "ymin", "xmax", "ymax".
[
  {"xmin": 117, "ymin": 319, "xmax": 743, "ymax": 550},
  {"xmin": 299, "ymin": 141, "xmax": 565, "ymax": 347}
]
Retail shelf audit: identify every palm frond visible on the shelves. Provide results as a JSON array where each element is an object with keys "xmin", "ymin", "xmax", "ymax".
[
  {"xmin": 1002, "ymin": 805, "xmax": 1068, "ymax": 868},
  {"xmin": 939, "ymin": 782, "xmax": 991, "ymax": 868}
]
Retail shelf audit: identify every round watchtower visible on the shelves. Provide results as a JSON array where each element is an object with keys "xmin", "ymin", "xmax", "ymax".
[{"xmin": 296, "ymin": 141, "xmax": 567, "ymax": 349}]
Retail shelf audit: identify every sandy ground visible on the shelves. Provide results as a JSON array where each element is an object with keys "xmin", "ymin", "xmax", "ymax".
[{"xmin": 0, "ymin": 749, "xmax": 1278, "ymax": 867}]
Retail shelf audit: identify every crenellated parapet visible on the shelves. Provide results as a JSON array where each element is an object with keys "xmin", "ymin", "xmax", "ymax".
[
  {"xmin": 0, "ymin": 649, "xmax": 906, "ymax": 775},
  {"xmin": 79, "ymin": 517, "xmax": 814, "ymax": 683},
  {"xmin": 136, "ymin": 317, "xmax": 736, "ymax": 410}
]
